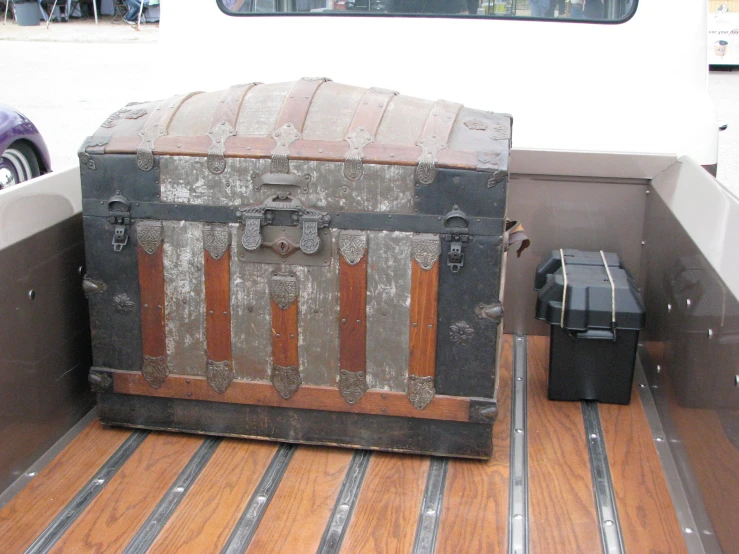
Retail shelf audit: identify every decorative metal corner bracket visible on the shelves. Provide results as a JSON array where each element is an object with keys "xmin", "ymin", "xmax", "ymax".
[
  {"xmin": 142, "ymin": 355, "xmax": 169, "ymax": 389},
  {"xmin": 464, "ymin": 118, "xmax": 488, "ymax": 131},
  {"xmin": 469, "ymin": 398, "xmax": 498, "ymax": 423},
  {"xmin": 408, "ymin": 374, "xmax": 435, "ymax": 410},
  {"xmin": 137, "ymin": 123, "xmax": 165, "ymax": 171},
  {"xmin": 137, "ymin": 220, "xmax": 164, "ymax": 255},
  {"xmin": 339, "ymin": 231, "xmax": 367, "ymax": 266},
  {"xmin": 416, "ymin": 135, "xmax": 447, "ymax": 185},
  {"xmin": 113, "ymin": 293, "xmax": 135, "ymax": 315},
  {"xmin": 101, "ymin": 106, "xmax": 147, "ymax": 129},
  {"xmin": 450, "ymin": 321, "xmax": 475, "ymax": 346},
  {"xmin": 206, "ymin": 121, "xmax": 237, "ymax": 174},
  {"xmin": 78, "ymin": 136, "xmax": 110, "ymax": 170},
  {"xmin": 412, "ymin": 234, "xmax": 441, "ymax": 271},
  {"xmin": 270, "ymin": 270, "xmax": 298, "ymax": 310},
  {"xmin": 343, "ymin": 127, "xmax": 374, "ymax": 181},
  {"xmin": 88, "ymin": 369, "xmax": 113, "ymax": 393},
  {"xmin": 206, "ymin": 359, "xmax": 234, "ymax": 394},
  {"xmin": 271, "ymin": 364, "xmax": 302, "ymax": 399},
  {"xmin": 203, "ymin": 223, "xmax": 231, "ymax": 260},
  {"xmin": 338, "ymin": 369, "xmax": 368, "ymax": 405},
  {"xmin": 271, "ymin": 123, "xmax": 302, "ymax": 174}
]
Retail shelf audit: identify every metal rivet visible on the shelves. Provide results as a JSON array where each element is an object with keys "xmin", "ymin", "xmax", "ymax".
[
  {"xmin": 381, "ymin": 394, "xmax": 387, "ymax": 399},
  {"xmin": 247, "ymin": 307, "xmax": 253, "ymax": 313},
  {"xmin": 684, "ymin": 528, "xmax": 694, "ymax": 534},
  {"xmin": 516, "ymin": 377, "xmax": 522, "ymax": 381},
  {"xmin": 382, "ymin": 312, "xmax": 387, "ymax": 316},
  {"xmin": 319, "ymin": 149, "xmax": 323, "ymax": 153},
  {"xmin": 175, "ymin": 486, "xmax": 185, "ymax": 493},
  {"xmin": 342, "ymin": 319, "xmax": 347, "ymax": 324},
  {"xmin": 667, "ymin": 303, "xmax": 672, "ymax": 312},
  {"xmin": 223, "ymin": 311, "xmax": 228, "ymax": 315},
  {"xmin": 641, "ymin": 241, "xmax": 646, "ymax": 246},
  {"xmin": 186, "ymin": 379, "xmax": 191, "ymax": 384},
  {"xmin": 144, "ymin": 303, "xmax": 148, "ymax": 308},
  {"xmin": 290, "ymin": 334, "xmax": 295, "ymax": 339},
  {"xmin": 342, "ymin": 186, "xmax": 348, "ymax": 193},
  {"xmin": 187, "ymin": 392, "xmax": 192, "ymax": 397},
  {"xmin": 686, "ymin": 299, "xmax": 692, "ymax": 308},
  {"xmin": 604, "ymin": 520, "xmax": 614, "ymax": 526},
  {"xmin": 655, "ymin": 436, "xmax": 664, "ymax": 442},
  {"xmin": 426, "ymin": 508, "xmax": 436, "ymax": 515},
  {"xmin": 515, "ymin": 428, "xmax": 523, "ymax": 434},
  {"xmin": 656, "ymin": 365, "xmax": 662, "ymax": 373},
  {"xmin": 590, "ymin": 433, "xmax": 598, "ymax": 439},
  {"xmin": 276, "ymin": 333, "xmax": 281, "ymax": 338},
  {"xmin": 26, "ymin": 472, "xmax": 37, "ymax": 477},
  {"xmin": 413, "ymin": 322, "xmax": 418, "ymax": 327},
  {"xmin": 734, "ymin": 375, "xmax": 738, "ymax": 387},
  {"xmin": 157, "ymin": 305, "xmax": 161, "ymax": 309},
  {"xmin": 356, "ymin": 319, "xmax": 361, "ymax": 324},
  {"xmin": 639, "ymin": 383, "xmax": 646, "ymax": 388},
  {"xmin": 390, "ymin": 153, "xmax": 395, "ymax": 157},
  {"xmin": 513, "ymin": 514, "xmax": 523, "ymax": 520},
  {"xmin": 707, "ymin": 329, "xmax": 714, "ymax": 338}
]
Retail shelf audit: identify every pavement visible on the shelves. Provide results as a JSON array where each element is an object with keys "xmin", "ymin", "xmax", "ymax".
[{"xmin": 1, "ymin": 18, "xmax": 738, "ymax": 196}]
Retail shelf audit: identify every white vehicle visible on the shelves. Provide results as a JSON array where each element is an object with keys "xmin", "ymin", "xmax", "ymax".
[{"xmin": 1, "ymin": 1, "xmax": 736, "ymax": 553}]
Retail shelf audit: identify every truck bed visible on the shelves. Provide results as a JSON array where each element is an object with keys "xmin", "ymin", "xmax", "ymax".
[{"xmin": 0, "ymin": 336, "xmax": 691, "ymax": 553}]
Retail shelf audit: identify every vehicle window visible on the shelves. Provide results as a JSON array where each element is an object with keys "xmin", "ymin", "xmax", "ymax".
[{"xmin": 219, "ymin": 0, "xmax": 636, "ymax": 21}]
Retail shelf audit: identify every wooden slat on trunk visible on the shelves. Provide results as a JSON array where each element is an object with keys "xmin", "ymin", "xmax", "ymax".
[{"xmin": 276, "ymin": 78, "xmax": 330, "ymax": 132}]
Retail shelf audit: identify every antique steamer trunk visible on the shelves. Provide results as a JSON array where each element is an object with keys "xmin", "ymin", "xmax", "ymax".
[{"xmin": 80, "ymin": 78, "xmax": 511, "ymax": 458}]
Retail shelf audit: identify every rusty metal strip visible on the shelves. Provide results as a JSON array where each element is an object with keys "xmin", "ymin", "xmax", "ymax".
[
  {"xmin": 408, "ymin": 234, "xmax": 441, "ymax": 410},
  {"xmin": 338, "ymin": 231, "xmax": 368, "ymax": 404},
  {"xmin": 416, "ymin": 100, "xmax": 463, "ymax": 185},
  {"xmin": 137, "ymin": 220, "xmax": 168, "ymax": 388},
  {"xmin": 343, "ymin": 87, "xmax": 398, "ymax": 181},
  {"xmin": 206, "ymin": 83, "xmax": 260, "ymax": 174},
  {"xmin": 270, "ymin": 270, "xmax": 301, "ymax": 399},
  {"xmin": 137, "ymin": 92, "xmax": 202, "ymax": 171},
  {"xmin": 203, "ymin": 223, "xmax": 233, "ymax": 393},
  {"xmin": 271, "ymin": 78, "xmax": 330, "ymax": 173}
]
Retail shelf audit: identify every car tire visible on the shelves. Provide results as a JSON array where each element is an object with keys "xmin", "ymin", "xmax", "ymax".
[{"xmin": 0, "ymin": 142, "xmax": 41, "ymax": 189}]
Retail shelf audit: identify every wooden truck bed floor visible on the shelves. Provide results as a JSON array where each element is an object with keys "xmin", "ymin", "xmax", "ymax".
[{"xmin": 0, "ymin": 336, "xmax": 689, "ymax": 554}]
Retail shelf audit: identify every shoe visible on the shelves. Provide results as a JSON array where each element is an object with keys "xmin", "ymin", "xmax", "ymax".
[{"xmin": 124, "ymin": 18, "xmax": 136, "ymax": 25}]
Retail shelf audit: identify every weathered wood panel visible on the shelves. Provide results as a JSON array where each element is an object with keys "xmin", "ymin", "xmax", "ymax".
[
  {"xmin": 49, "ymin": 433, "xmax": 202, "ymax": 554},
  {"xmin": 365, "ymin": 231, "xmax": 412, "ymax": 392},
  {"xmin": 230, "ymin": 237, "xmax": 272, "ymax": 380},
  {"xmin": 374, "ymin": 95, "xmax": 435, "ymax": 145},
  {"xmin": 236, "ymin": 82, "xmax": 293, "ymax": 137},
  {"xmin": 527, "ymin": 335, "xmax": 601, "ymax": 553},
  {"xmin": 111, "ymin": 371, "xmax": 472, "ymax": 422},
  {"xmin": 168, "ymin": 91, "xmax": 223, "ymax": 137},
  {"xmin": 303, "ymin": 82, "xmax": 366, "ymax": 142},
  {"xmin": 150, "ymin": 440, "xmax": 278, "ymax": 554},
  {"xmin": 436, "ymin": 335, "xmax": 513, "ymax": 554},
  {"xmin": 163, "ymin": 220, "xmax": 205, "ymax": 376},
  {"xmin": 600, "ymin": 386, "xmax": 689, "ymax": 554},
  {"xmin": 0, "ymin": 421, "xmax": 131, "ymax": 553},
  {"xmin": 294, "ymin": 233, "xmax": 340, "ymax": 387},
  {"xmin": 341, "ymin": 454, "xmax": 430, "ymax": 553},
  {"xmin": 246, "ymin": 447, "xmax": 353, "ymax": 553}
]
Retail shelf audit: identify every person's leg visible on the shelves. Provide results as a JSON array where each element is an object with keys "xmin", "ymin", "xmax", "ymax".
[
  {"xmin": 530, "ymin": 0, "xmax": 550, "ymax": 17},
  {"xmin": 124, "ymin": 0, "xmax": 139, "ymax": 20},
  {"xmin": 570, "ymin": 3, "xmax": 582, "ymax": 17}
]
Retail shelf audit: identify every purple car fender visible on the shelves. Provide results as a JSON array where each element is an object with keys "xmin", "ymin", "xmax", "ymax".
[{"xmin": 0, "ymin": 103, "xmax": 52, "ymax": 174}]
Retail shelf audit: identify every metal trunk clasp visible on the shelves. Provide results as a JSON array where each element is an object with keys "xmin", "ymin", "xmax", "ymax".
[
  {"xmin": 239, "ymin": 195, "xmax": 330, "ymax": 256},
  {"xmin": 107, "ymin": 193, "xmax": 132, "ymax": 252},
  {"xmin": 442, "ymin": 205, "xmax": 472, "ymax": 274}
]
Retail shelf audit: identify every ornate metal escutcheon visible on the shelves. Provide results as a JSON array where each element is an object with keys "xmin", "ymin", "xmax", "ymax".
[
  {"xmin": 206, "ymin": 359, "xmax": 234, "ymax": 394},
  {"xmin": 338, "ymin": 369, "xmax": 368, "ymax": 405},
  {"xmin": 137, "ymin": 123, "xmax": 165, "ymax": 171},
  {"xmin": 408, "ymin": 374, "xmax": 435, "ymax": 410},
  {"xmin": 142, "ymin": 355, "xmax": 168, "ymax": 389},
  {"xmin": 270, "ymin": 270, "xmax": 298, "ymax": 310},
  {"xmin": 343, "ymin": 127, "xmax": 374, "ymax": 181},
  {"xmin": 339, "ymin": 230, "xmax": 367, "ymax": 266},
  {"xmin": 203, "ymin": 223, "xmax": 231, "ymax": 260},
  {"xmin": 137, "ymin": 220, "xmax": 164, "ymax": 255},
  {"xmin": 450, "ymin": 321, "xmax": 475, "ymax": 345},
  {"xmin": 412, "ymin": 234, "xmax": 441, "ymax": 271},
  {"xmin": 206, "ymin": 121, "xmax": 237, "ymax": 175},
  {"xmin": 113, "ymin": 293, "xmax": 135, "ymax": 315},
  {"xmin": 271, "ymin": 364, "xmax": 302, "ymax": 399},
  {"xmin": 271, "ymin": 123, "xmax": 302, "ymax": 174}
]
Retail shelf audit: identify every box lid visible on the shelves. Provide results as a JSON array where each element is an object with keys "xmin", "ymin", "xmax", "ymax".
[{"xmin": 535, "ymin": 250, "xmax": 646, "ymax": 331}]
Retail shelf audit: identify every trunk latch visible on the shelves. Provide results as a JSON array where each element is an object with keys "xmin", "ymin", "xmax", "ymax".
[
  {"xmin": 442, "ymin": 205, "xmax": 472, "ymax": 274},
  {"xmin": 107, "ymin": 193, "xmax": 131, "ymax": 252}
]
